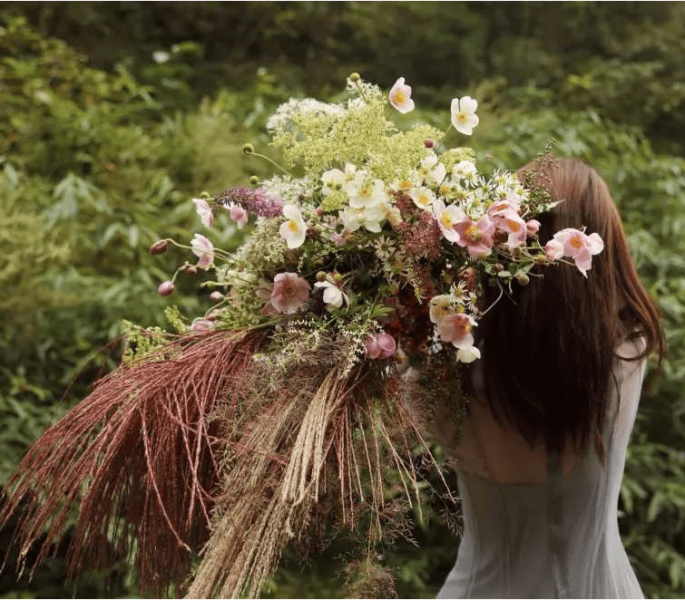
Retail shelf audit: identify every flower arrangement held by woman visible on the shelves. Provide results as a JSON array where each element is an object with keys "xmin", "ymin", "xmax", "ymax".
[{"xmin": 0, "ymin": 76, "xmax": 661, "ymax": 599}]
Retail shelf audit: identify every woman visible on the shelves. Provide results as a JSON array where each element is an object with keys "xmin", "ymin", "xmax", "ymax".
[{"xmin": 426, "ymin": 157, "xmax": 665, "ymax": 598}]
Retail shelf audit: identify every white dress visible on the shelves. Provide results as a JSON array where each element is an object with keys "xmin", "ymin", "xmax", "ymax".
[{"xmin": 435, "ymin": 338, "xmax": 647, "ymax": 598}]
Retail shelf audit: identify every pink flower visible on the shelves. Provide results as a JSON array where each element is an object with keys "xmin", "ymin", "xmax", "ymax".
[
  {"xmin": 227, "ymin": 203, "xmax": 248, "ymax": 229},
  {"xmin": 526, "ymin": 219, "xmax": 541, "ymax": 236},
  {"xmin": 270, "ymin": 272, "xmax": 310, "ymax": 314},
  {"xmin": 364, "ymin": 332, "xmax": 397, "ymax": 359},
  {"xmin": 192, "ymin": 198, "xmax": 215, "ymax": 228},
  {"xmin": 544, "ymin": 239, "xmax": 564, "ymax": 260},
  {"xmin": 453, "ymin": 215, "xmax": 495, "ymax": 257},
  {"xmin": 552, "ymin": 228, "xmax": 604, "ymax": 277},
  {"xmin": 191, "ymin": 233, "xmax": 214, "ymax": 269},
  {"xmin": 157, "ymin": 280, "xmax": 175, "ymax": 296},
  {"xmin": 437, "ymin": 313, "xmax": 477, "ymax": 350},
  {"xmin": 190, "ymin": 318, "xmax": 216, "ymax": 333},
  {"xmin": 493, "ymin": 208, "xmax": 527, "ymax": 248},
  {"xmin": 388, "ymin": 77, "xmax": 415, "ymax": 114}
]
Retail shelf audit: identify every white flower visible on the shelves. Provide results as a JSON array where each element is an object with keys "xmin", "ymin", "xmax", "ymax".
[
  {"xmin": 452, "ymin": 160, "xmax": 478, "ymax": 181},
  {"xmin": 192, "ymin": 198, "xmax": 214, "ymax": 228},
  {"xmin": 410, "ymin": 186, "xmax": 436, "ymax": 212},
  {"xmin": 315, "ymin": 280, "xmax": 348, "ymax": 308},
  {"xmin": 380, "ymin": 202, "xmax": 402, "ymax": 227},
  {"xmin": 433, "ymin": 199, "xmax": 464, "ymax": 243},
  {"xmin": 191, "ymin": 233, "xmax": 214, "ymax": 269},
  {"xmin": 345, "ymin": 172, "xmax": 387, "ymax": 208},
  {"xmin": 388, "ymin": 77, "xmax": 415, "ymax": 114},
  {"xmin": 321, "ymin": 168, "xmax": 345, "ymax": 196},
  {"xmin": 451, "ymin": 96, "xmax": 479, "ymax": 136},
  {"xmin": 279, "ymin": 204, "xmax": 307, "ymax": 249},
  {"xmin": 429, "ymin": 294, "xmax": 454, "ymax": 324},
  {"xmin": 419, "ymin": 153, "xmax": 447, "ymax": 186},
  {"xmin": 457, "ymin": 346, "xmax": 481, "ymax": 363}
]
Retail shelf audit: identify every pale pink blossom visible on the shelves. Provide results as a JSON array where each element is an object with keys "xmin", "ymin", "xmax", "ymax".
[
  {"xmin": 526, "ymin": 219, "xmax": 541, "ymax": 236},
  {"xmin": 552, "ymin": 228, "xmax": 604, "ymax": 277},
  {"xmin": 544, "ymin": 239, "xmax": 564, "ymax": 260},
  {"xmin": 227, "ymin": 203, "xmax": 249, "ymax": 229},
  {"xmin": 192, "ymin": 198, "xmax": 215, "ymax": 228},
  {"xmin": 495, "ymin": 209, "xmax": 527, "ymax": 248},
  {"xmin": 191, "ymin": 233, "xmax": 214, "ymax": 269},
  {"xmin": 453, "ymin": 215, "xmax": 495, "ymax": 257},
  {"xmin": 190, "ymin": 318, "xmax": 216, "ymax": 333},
  {"xmin": 437, "ymin": 313, "xmax": 477, "ymax": 350},
  {"xmin": 364, "ymin": 332, "xmax": 397, "ymax": 359},
  {"xmin": 270, "ymin": 272, "xmax": 310, "ymax": 314},
  {"xmin": 388, "ymin": 77, "xmax": 415, "ymax": 114}
]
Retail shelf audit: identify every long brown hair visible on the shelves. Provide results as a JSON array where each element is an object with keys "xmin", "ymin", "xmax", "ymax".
[{"xmin": 475, "ymin": 156, "xmax": 665, "ymax": 463}]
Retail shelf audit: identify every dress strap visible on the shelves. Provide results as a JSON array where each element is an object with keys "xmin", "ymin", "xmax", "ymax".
[{"xmin": 547, "ymin": 448, "xmax": 571, "ymax": 598}]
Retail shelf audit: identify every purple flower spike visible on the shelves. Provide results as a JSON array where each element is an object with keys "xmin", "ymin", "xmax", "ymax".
[{"xmin": 214, "ymin": 187, "xmax": 284, "ymax": 218}]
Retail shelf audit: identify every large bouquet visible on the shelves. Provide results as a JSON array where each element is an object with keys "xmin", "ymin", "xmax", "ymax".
[{"xmin": 1, "ymin": 75, "xmax": 603, "ymax": 598}]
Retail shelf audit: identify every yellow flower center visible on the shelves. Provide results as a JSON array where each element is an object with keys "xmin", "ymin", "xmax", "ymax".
[
  {"xmin": 440, "ymin": 212, "xmax": 453, "ymax": 228},
  {"xmin": 394, "ymin": 90, "xmax": 406, "ymax": 104},
  {"xmin": 418, "ymin": 193, "xmax": 431, "ymax": 206},
  {"xmin": 288, "ymin": 220, "xmax": 299, "ymax": 232},
  {"xmin": 570, "ymin": 235, "xmax": 583, "ymax": 249},
  {"xmin": 360, "ymin": 187, "xmax": 371, "ymax": 198},
  {"xmin": 465, "ymin": 225, "xmax": 483, "ymax": 243},
  {"xmin": 456, "ymin": 111, "xmax": 467, "ymax": 123},
  {"xmin": 439, "ymin": 184, "xmax": 452, "ymax": 194},
  {"xmin": 399, "ymin": 180, "xmax": 412, "ymax": 191}
]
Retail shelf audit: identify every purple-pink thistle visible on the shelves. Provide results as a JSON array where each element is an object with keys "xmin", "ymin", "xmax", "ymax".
[{"xmin": 214, "ymin": 188, "xmax": 284, "ymax": 218}]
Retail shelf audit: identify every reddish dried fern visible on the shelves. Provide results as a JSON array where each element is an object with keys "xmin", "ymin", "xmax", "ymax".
[{"xmin": 0, "ymin": 328, "xmax": 266, "ymax": 596}]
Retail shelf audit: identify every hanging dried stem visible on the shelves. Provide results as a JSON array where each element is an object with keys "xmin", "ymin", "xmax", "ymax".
[{"xmin": 0, "ymin": 328, "xmax": 266, "ymax": 597}]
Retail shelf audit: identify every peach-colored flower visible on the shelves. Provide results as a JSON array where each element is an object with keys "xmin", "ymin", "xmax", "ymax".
[
  {"xmin": 552, "ymin": 228, "xmax": 604, "ymax": 277},
  {"xmin": 437, "ymin": 313, "xmax": 477, "ymax": 350},
  {"xmin": 453, "ymin": 215, "xmax": 495, "ymax": 257},
  {"xmin": 388, "ymin": 77, "xmax": 415, "ymax": 114},
  {"xmin": 270, "ymin": 272, "xmax": 310, "ymax": 314}
]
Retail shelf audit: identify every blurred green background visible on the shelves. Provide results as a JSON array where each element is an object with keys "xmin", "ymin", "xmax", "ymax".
[{"xmin": 0, "ymin": 2, "xmax": 684, "ymax": 598}]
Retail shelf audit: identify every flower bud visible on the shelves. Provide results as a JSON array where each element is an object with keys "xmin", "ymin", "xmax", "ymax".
[
  {"xmin": 349, "ymin": 72, "xmax": 361, "ymax": 82},
  {"xmin": 333, "ymin": 272, "xmax": 343, "ymax": 284},
  {"xmin": 316, "ymin": 271, "xmax": 327, "ymax": 282},
  {"xmin": 149, "ymin": 239, "xmax": 168, "ymax": 255},
  {"xmin": 185, "ymin": 265, "xmax": 197, "ymax": 276},
  {"xmin": 249, "ymin": 175, "xmax": 260, "ymax": 186},
  {"xmin": 315, "ymin": 207, "xmax": 324, "ymax": 217},
  {"xmin": 516, "ymin": 273, "xmax": 530, "ymax": 286},
  {"xmin": 424, "ymin": 138, "xmax": 435, "ymax": 149},
  {"xmin": 242, "ymin": 143, "xmax": 255, "ymax": 155},
  {"xmin": 494, "ymin": 263, "xmax": 504, "ymax": 273},
  {"xmin": 157, "ymin": 281, "xmax": 175, "ymax": 296},
  {"xmin": 534, "ymin": 253, "xmax": 548, "ymax": 264},
  {"xmin": 210, "ymin": 291, "xmax": 223, "ymax": 302},
  {"xmin": 200, "ymin": 191, "xmax": 211, "ymax": 199}
]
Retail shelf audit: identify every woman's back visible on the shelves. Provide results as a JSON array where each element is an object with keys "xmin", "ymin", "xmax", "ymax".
[{"xmin": 436, "ymin": 338, "xmax": 647, "ymax": 598}]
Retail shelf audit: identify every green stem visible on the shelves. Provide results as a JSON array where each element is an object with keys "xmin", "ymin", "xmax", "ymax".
[{"xmin": 250, "ymin": 151, "xmax": 293, "ymax": 177}]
